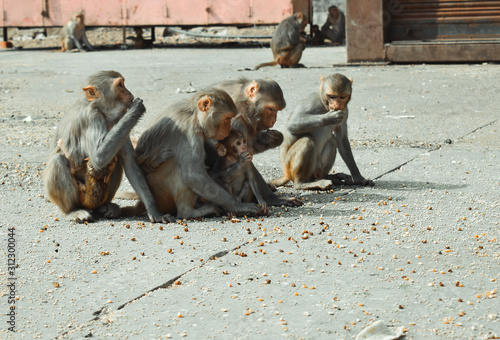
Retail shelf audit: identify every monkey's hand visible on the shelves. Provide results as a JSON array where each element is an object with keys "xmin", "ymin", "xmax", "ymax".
[
  {"xmin": 353, "ymin": 175, "xmax": 375, "ymax": 187},
  {"xmin": 127, "ymin": 98, "xmax": 147, "ymax": 120},
  {"xmin": 324, "ymin": 110, "xmax": 345, "ymax": 125},
  {"xmin": 258, "ymin": 130, "xmax": 284, "ymax": 148},
  {"xmin": 259, "ymin": 203, "xmax": 269, "ymax": 216},
  {"xmin": 148, "ymin": 211, "xmax": 175, "ymax": 224},
  {"xmin": 215, "ymin": 143, "xmax": 227, "ymax": 157},
  {"xmin": 239, "ymin": 151, "xmax": 253, "ymax": 164}
]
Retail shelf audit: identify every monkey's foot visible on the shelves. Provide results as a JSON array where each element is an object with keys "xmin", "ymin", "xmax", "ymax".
[
  {"xmin": 266, "ymin": 195, "xmax": 303, "ymax": 207},
  {"xmin": 231, "ymin": 202, "xmax": 263, "ymax": 216},
  {"xmin": 149, "ymin": 212, "xmax": 175, "ymax": 224},
  {"xmin": 177, "ymin": 204, "xmax": 222, "ymax": 219},
  {"xmin": 97, "ymin": 203, "xmax": 121, "ymax": 219},
  {"xmin": 67, "ymin": 209, "xmax": 93, "ymax": 223},
  {"xmin": 293, "ymin": 179, "xmax": 333, "ymax": 191}
]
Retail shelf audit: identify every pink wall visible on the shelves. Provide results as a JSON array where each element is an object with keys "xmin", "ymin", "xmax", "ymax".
[{"xmin": 1, "ymin": 0, "xmax": 310, "ymax": 27}]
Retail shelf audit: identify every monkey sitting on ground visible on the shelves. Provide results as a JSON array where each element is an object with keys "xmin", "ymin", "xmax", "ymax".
[
  {"xmin": 255, "ymin": 12, "xmax": 308, "ymax": 70},
  {"xmin": 44, "ymin": 71, "xmax": 173, "ymax": 223},
  {"xmin": 211, "ymin": 131, "xmax": 269, "ymax": 215},
  {"xmin": 60, "ymin": 12, "xmax": 95, "ymax": 52},
  {"xmin": 134, "ymin": 89, "xmax": 263, "ymax": 219},
  {"xmin": 130, "ymin": 28, "xmax": 153, "ymax": 49},
  {"xmin": 271, "ymin": 73, "xmax": 374, "ymax": 190},
  {"xmin": 320, "ymin": 6, "xmax": 346, "ymax": 44}
]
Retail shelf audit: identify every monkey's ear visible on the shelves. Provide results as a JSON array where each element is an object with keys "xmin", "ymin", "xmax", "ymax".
[
  {"xmin": 349, "ymin": 77, "xmax": 354, "ymax": 85},
  {"xmin": 245, "ymin": 81, "xmax": 259, "ymax": 99},
  {"xmin": 83, "ymin": 85, "xmax": 100, "ymax": 102},
  {"xmin": 197, "ymin": 95, "xmax": 212, "ymax": 112},
  {"xmin": 319, "ymin": 75, "xmax": 324, "ymax": 91}
]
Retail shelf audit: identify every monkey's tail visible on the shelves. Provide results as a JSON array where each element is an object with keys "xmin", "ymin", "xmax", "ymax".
[
  {"xmin": 270, "ymin": 175, "xmax": 290, "ymax": 188},
  {"xmin": 254, "ymin": 60, "xmax": 278, "ymax": 70},
  {"xmin": 120, "ymin": 201, "xmax": 146, "ymax": 217},
  {"xmin": 114, "ymin": 190, "xmax": 140, "ymax": 200}
]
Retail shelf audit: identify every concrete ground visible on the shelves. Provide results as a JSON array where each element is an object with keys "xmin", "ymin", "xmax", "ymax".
[{"xmin": 0, "ymin": 45, "xmax": 498, "ymax": 339}]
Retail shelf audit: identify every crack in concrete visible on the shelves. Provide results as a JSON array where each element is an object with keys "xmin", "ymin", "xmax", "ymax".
[{"xmin": 54, "ymin": 118, "xmax": 497, "ymax": 339}]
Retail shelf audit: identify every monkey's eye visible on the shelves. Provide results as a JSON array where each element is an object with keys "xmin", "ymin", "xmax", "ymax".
[
  {"xmin": 339, "ymin": 96, "xmax": 347, "ymax": 100},
  {"xmin": 236, "ymin": 141, "xmax": 241, "ymax": 146},
  {"xmin": 328, "ymin": 95, "xmax": 338, "ymax": 100}
]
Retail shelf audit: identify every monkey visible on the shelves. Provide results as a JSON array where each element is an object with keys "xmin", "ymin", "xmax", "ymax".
[
  {"xmin": 44, "ymin": 71, "xmax": 173, "ymax": 224},
  {"xmin": 271, "ymin": 73, "xmax": 374, "ymax": 190},
  {"xmin": 132, "ymin": 28, "xmax": 153, "ymax": 49},
  {"xmin": 320, "ymin": 6, "xmax": 345, "ymax": 44},
  {"xmin": 59, "ymin": 12, "xmax": 95, "ymax": 52},
  {"xmin": 255, "ymin": 12, "xmax": 308, "ymax": 70},
  {"xmin": 211, "ymin": 78, "xmax": 303, "ymax": 207},
  {"xmin": 310, "ymin": 24, "xmax": 325, "ymax": 46},
  {"xmin": 211, "ymin": 131, "xmax": 269, "ymax": 215},
  {"xmin": 134, "ymin": 89, "xmax": 264, "ymax": 219}
]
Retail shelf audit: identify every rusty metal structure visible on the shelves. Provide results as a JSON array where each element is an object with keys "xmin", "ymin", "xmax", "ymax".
[
  {"xmin": 346, "ymin": 0, "xmax": 500, "ymax": 63},
  {"xmin": 1, "ymin": 0, "xmax": 311, "ymax": 41}
]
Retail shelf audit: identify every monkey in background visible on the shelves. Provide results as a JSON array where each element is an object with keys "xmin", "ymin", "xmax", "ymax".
[
  {"xmin": 321, "ymin": 6, "xmax": 345, "ymax": 44},
  {"xmin": 272, "ymin": 73, "xmax": 374, "ymax": 190},
  {"xmin": 211, "ymin": 131, "xmax": 269, "ymax": 215},
  {"xmin": 255, "ymin": 12, "xmax": 308, "ymax": 70},
  {"xmin": 60, "ymin": 12, "xmax": 95, "ymax": 52},
  {"xmin": 44, "ymin": 71, "xmax": 172, "ymax": 223},
  {"xmin": 131, "ymin": 28, "xmax": 153, "ymax": 49}
]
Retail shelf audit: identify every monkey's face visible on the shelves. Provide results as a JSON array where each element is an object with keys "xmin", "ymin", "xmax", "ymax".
[
  {"xmin": 259, "ymin": 105, "xmax": 281, "ymax": 130},
  {"xmin": 327, "ymin": 93, "xmax": 350, "ymax": 111},
  {"xmin": 113, "ymin": 77, "xmax": 134, "ymax": 108},
  {"xmin": 76, "ymin": 14, "xmax": 84, "ymax": 24},
  {"xmin": 215, "ymin": 113, "xmax": 235, "ymax": 141},
  {"xmin": 233, "ymin": 137, "xmax": 248, "ymax": 155}
]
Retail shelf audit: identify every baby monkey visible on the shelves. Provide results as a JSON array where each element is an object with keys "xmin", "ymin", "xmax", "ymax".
[{"xmin": 213, "ymin": 131, "xmax": 269, "ymax": 215}]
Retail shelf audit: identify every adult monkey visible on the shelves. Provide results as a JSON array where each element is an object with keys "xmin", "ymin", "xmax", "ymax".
[
  {"xmin": 255, "ymin": 12, "xmax": 308, "ymax": 70},
  {"xmin": 272, "ymin": 74, "xmax": 374, "ymax": 190},
  {"xmin": 320, "ymin": 5, "xmax": 346, "ymax": 44},
  {"xmin": 60, "ymin": 11, "xmax": 95, "ymax": 52},
  {"xmin": 212, "ymin": 78, "xmax": 302, "ymax": 207},
  {"xmin": 44, "ymin": 71, "xmax": 172, "ymax": 223},
  {"xmin": 134, "ymin": 89, "xmax": 263, "ymax": 219}
]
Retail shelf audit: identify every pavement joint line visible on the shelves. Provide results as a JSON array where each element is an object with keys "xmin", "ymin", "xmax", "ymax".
[
  {"xmin": 373, "ymin": 118, "xmax": 498, "ymax": 180},
  {"xmin": 455, "ymin": 119, "xmax": 498, "ymax": 141},
  {"xmin": 53, "ymin": 217, "xmax": 303, "ymax": 339}
]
